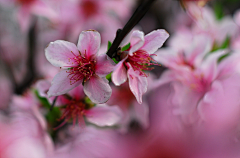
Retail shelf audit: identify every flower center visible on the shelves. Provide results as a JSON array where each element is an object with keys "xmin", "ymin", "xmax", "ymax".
[
  {"xmin": 66, "ymin": 51, "xmax": 96, "ymax": 85},
  {"xmin": 55, "ymin": 99, "xmax": 86, "ymax": 129},
  {"xmin": 126, "ymin": 50, "xmax": 160, "ymax": 77},
  {"xmin": 80, "ymin": 0, "xmax": 98, "ymax": 18}
]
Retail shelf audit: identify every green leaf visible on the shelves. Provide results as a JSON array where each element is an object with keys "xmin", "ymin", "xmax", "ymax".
[
  {"xmin": 121, "ymin": 43, "xmax": 130, "ymax": 51},
  {"xmin": 106, "ymin": 72, "xmax": 112, "ymax": 82},
  {"xmin": 214, "ymin": 3, "xmax": 224, "ymax": 20},
  {"xmin": 108, "ymin": 41, "xmax": 112, "ymax": 50},
  {"xmin": 112, "ymin": 58, "xmax": 119, "ymax": 64},
  {"xmin": 218, "ymin": 53, "xmax": 229, "ymax": 63}
]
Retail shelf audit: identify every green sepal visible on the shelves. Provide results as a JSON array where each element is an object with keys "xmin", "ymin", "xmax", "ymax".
[
  {"xmin": 108, "ymin": 41, "xmax": 112, "ymax": 50},
  {"xmin": 121, "ymin": 43, "xmax": 130, "ymax": 51}
]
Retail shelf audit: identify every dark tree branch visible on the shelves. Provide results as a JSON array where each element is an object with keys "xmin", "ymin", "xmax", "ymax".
[
  {"xmin": 106, "ymin": 0, "xmax": 157, "ymax": 60},
  {"xmin": 15, "ymin": 19, "xmax": 37, "ymax": 94}
]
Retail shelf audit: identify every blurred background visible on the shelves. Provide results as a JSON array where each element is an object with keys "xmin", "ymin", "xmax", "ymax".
[{"xmin": 1, "ymin": 0, "xmax": 240, "ymax": 157}]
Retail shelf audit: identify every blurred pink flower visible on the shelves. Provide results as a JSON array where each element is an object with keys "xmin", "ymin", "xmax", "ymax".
[
  {"xmin": 0, "ymin": 0, "xmax": 57, "ymax": 31},
  {"xmin": 45, "ymin": 30, "xmax": 115, "ymax": 104},
  {"xmin": 37, "ymin": 80, "xmax": 122, "ymax": 128},
  {"xmin": 0, "ymin": 94, "xmax": 54, "ymax": 158},
  {"xmin": 191, "ymin": 7, "xmax": 238, "ymax": 45},
  {"xmin": 112, "ymin": 30, "xmax": 169, "ymax": 104},
  {"xmin": 107, "ymin": 83, "xmax": 149, "ymax": 133},
  {"xmin": 155, "ymin": 33, "xmax": 240, "ymax": 133}
]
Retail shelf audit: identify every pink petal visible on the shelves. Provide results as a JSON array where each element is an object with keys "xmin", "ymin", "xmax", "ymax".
[
  {"xmin": 48, "ymin": 70, "xmax": 81, "ymax": 97},
  {"xmin": 129, "ymin": 30, "xmax": 144, "ymax": 56},
  {"xmin": 234, "ymin": 9, "xmax": 240, "ymax": 27},
  {"xmin": 36, "ymin": 80, "xmax": 51, "ymax": 98},
  {"xmin": 77, "ymin": 30, "xmax": 101, "ymax": 59},
  {"xmin": 95, "ymin": 54, "xmax": 115, "ymax": 77},
  {"xmin": 154, "ymin": 48, "xmax": 180, "ymax": 68},
  {"xmin": 132, "ymin": 101, "xmax": 149, "ymax": 129},
  {"xmin": 127, "ymin": 63, "xmax": 147, "ymax": 104},
  {"xmin": 30, "ymin": 0, "xmax": 58, "ymax": 21},
  {"xmin": 198, "ymin": 75, "xmax": 240, "ymax": 132},
  {"xmin": 199, "ymin": 50, "xmax": 226, "ymax": 82},
  {"xmin": 140, "ymin": 29, "xmax": 169, "ymax": 54},
  {"xmin": 185, "ymin": 34, "xmax": 213, "ymax": 67},
  {"xmin": 17, "ymin": 6, "xmax": 31, "ymax": 32},
  {"xmin": 111, "ymin": 57, "xmax": 128, "ymax": 86},
  {"xmin": 45, "ymin": 40, "xmax": 79, "ymax": 67},
  {"xmin": 83, "ymin": 76, "xmax": 112, "ymax": 104},
  {"xmin": 85, "ymin": 104, "xmax": 122, "ymax": 126}
]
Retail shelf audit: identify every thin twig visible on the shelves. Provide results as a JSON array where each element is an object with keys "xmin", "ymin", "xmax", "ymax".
[{"xmin": 50, "ymin": 96, "xmax": 58, "ymax": 111}]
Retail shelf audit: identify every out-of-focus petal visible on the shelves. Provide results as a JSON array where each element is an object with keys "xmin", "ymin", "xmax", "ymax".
[
  {"xmin": 45, "ymin": 40, "xmax": 79, "ymax": 67},
  {"xmin": 141, "ymin": 29, "xmax": 169, "ymax": 54},
  {"xmin": 127, "ymin": 63, "xmax": 147, "ymax": 104},
  {"xmin": 112, "ymin": 57, "xmax": 128, "ymax": 86},
  {"xmin": 129, "ymin": 30, "xmax": 144, "ymax": 56},
  {"xmin": 77, "ymin": 30, "xmax": 101, "ymax": 59},
  {"xmin": 132, "ymin": 101, "xmax": 149, "ymax": 129},
  {"xmin": 48, "ymin": 70, "xmax": 81, "ymax": 97},
  {"xmin": 36, "ymin": 80, "xmax": 51, "ymax": 98},
  {"xmin": 83, "ymin": 76, "xmax": 112, "ymax": 104},
  {"xmin": 85, "ymin": 104, "xmax": 122, "ymax": 126},
  {"xmin": 95, "ymin": 54, "xmax": 115, "ymax": 77},
  {"xmin": 185, "ymin": 34, "xmax": 213, "ymax": 67},
  {"xmin": 199, "ymin": 50, "xmax": 226, "ymax": 82}
]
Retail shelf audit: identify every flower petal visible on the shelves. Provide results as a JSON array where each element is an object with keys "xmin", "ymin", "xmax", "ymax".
[
  {"xmin": 127, "ymin": 63, "xmax": 147, "ymax": 104},
  {"xmin": 45, "ymin": 40, "xmax": 79, "ymax": 67},
  {"xmin": 95, "ymin": 54, "xmax": 115, "ymax": 77},
  {"xmin": 199, "ymin": 50, "xmax": 226, "ymax": 82},
  {"xmin": 83, "ymin": 76, "xmax": 112, "ymax": 104},
  {"xmin": 77, "ymin": 30, "xmax": 101, "ymax": 59},
  {"xmin": 111, "ymin": 57, "xmax": 128, "ymax": 86},
  {"xmin": 141, "ymin": 29, "xmax": 169, "ymax": 54},
  {"xmin": 129, "ymin": 30, "xmax": 144, "ymax": 56},
  {"xmin": 85, "ymin": 104, "xmax": 122, "ymax": 126},
  {"xmin": 48, "ymin": 70, "xmax": 81, "ymax": 97},
  {"xmin": 132, "ymin": 101, "xmax": 149, "ymax": 129}
]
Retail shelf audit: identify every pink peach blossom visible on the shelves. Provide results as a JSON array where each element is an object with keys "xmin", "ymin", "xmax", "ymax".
[
  {"xmin": 112, "ymin": 30, "xmax": 169, "ymax": 104},
  {"xmin": 45, "ymin": 30, "xmax": 115, "ymax": 104},
  {"xmin": 37, "ymin": 79, "xmax": 122, "ymax": 128}
]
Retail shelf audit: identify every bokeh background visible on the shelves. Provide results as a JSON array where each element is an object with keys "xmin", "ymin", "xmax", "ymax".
[{"xmin": 1, "ymin": 0, "xmax": 240, "ymax": 157}]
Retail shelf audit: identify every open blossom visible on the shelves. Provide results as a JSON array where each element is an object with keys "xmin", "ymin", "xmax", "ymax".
[
  {"xmin": 36, "ymin": 80, "xmax": 122, "ymax": 128},
  {"xmin": 112, "ymin": 30, "xmax": 169, "ymax": 104},
  {"xmin": 45, "ymin": 30, "xmax": 115, "ymax": 104}
]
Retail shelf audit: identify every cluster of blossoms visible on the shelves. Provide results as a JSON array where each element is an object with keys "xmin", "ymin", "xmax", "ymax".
[{"xmin": 45, "ymin": 29, "xmax": 169, "ymax": 127}]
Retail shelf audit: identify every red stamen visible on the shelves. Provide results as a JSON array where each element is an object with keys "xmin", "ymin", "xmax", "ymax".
[
  {"xmin": 66, "ymin": 51, "xmax": 96, "ymax": 85},
  {"xmin": 126, "ymin": 50, "xmax": 160, "ymax": 77}
]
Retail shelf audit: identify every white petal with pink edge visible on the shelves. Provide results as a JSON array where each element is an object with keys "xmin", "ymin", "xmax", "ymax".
[
  {"xmin": 129, "ymin": 30, "xmax": 144, "ymax": 56},
  {"xmin": 48, "ymin": 70, "xmax": 81, "ymax": 97},
  {"xmin": 95, "ymin": 54, "xmax": 115, "ymax": 77},
  {"xmin": 85, "ymin": 104, "xmax": 122, "ymax": 127},
  {"xmin": 45, "ymin": 40, "xmax": 79, "ymax": 68},
  {"xmin": 112, "ymin": 57, "xmax": 128, "ymax": 86},
  {"xmin": 83, "ymin": 76, "xmax": 112, "ymax": 104},
  {"xmin": 141, "ymin": 29, "xmax": 169, "ymax": 55},
  {"xmin": 127, "ymin": 63, "xmax": 147, "ymax": 104},
  {"xmin": 77, "ymin": 30, "xmax": 101, "ymax": 59}
]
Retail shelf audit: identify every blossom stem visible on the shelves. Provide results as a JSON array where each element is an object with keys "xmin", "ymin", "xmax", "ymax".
[
  {"xmin": 106, "ymin": 0, "xmax": 157, "ymax": 60},
  {"xmin": 50, "ymin": 96, "xmax": 58, "ymax": 111}
]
